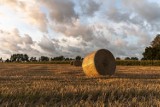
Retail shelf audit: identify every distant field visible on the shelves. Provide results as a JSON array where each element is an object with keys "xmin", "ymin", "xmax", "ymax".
[{"xmin": 0, "ymin": 64, "xmax": 159, "ymax": 106}]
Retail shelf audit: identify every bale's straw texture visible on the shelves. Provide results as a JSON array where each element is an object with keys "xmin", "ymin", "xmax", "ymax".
[
  {"xmin": 73, "ymin": 60, "xmax": 82, "ymax": 67},
  {"xmin": 82, "ymin": 49, "xmax": 116, "ymax": 76}
]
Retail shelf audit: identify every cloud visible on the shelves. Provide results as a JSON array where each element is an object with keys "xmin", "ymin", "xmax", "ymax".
[
  {"xmin": 0, "ymin": 28, "xmax": 92, "ymax": 59},
  {"xmin": 41, "ymin": 0, "xmax": 78, "ymax": 24},
  {"xmin": 123, "ymin": 0, "xmax": 160, "ymax": 23},
  {"xmin": 106, "ymin": 7, "xmax": 131, "ymax": 23},
  {"xmin": 0, "ymin": 11, "xmax": 5, "ymax": 17},
  {"xmin": 26, "ymin": 7, "xmax": 48, "ymax": 32},
  {"xmin": 40, "ymin": 0, "xmax": 98, "ymax": 42},
  {"xmin": 23, "ymin": 34, "xmax": 33, "ymax": 44},
  {"xmin": 121, "ymin": 24, "xmax": 151, "ymax": 46},
  {"xmin": 38, "ymin": 36, "xmax": 56, "ymax": 54},
  {"xmin": 0, "ymin": 29, "xmax": 49, "ymax": 59},
  {"xmin": 53, "ymin": 19, "xmax": 94, "ymax": 41},
  {"xmin": 79, "ymin": 0, "xmax": 100, "ymax": 16},
  {"xmin": 0, "ymin": 0, "xmax": 48, "ymax": 32},
  {"xmin": 0, "ymin": 29, "xmax": 22, "ymax": 52},
  {"xmin": 104, "ymin": 0, "xmax": 160, "ymax": 32}
]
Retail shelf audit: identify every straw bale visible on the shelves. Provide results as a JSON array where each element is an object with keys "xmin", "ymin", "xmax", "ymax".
[{"xmin": 82, "ymin": 49, "xmax": 116, "ymax": 76}]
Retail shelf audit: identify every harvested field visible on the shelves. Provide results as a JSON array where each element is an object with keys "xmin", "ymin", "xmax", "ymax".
[{"xmin": 0, "ymin": 63, "xmax": 160, "ymax": 106}]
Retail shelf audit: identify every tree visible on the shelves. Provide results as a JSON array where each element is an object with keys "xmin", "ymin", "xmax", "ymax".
[
  {"xmin": 65, "ymin": 58, "xmax": 70, "ymax": 61},
  {"xmin": 116, "ymin": 57, "xmax": 121, "ymax": 60},
  {"xmin": 75, "ymin": 56, "xmax": 81, "ymax": 60},
  {"xmin": 10, "ymin": 54, "xmax": 29, "ymax": 62},
  {"xmin": 130, "ymin": 57, "xmax": 139, "ymax": 60},
  {"xmin": 58, "ymin": 56, "xmax": 64, "ymax": 61},
  {"xmin": 0, "ymin": 57, "xmax": 3, "ymax": 62},
  {"xmin": 51, "ymin": 56, "xmax": 65, "ymax": 61},
  {"xmin": 142, "ymin": 47, "xmax": 154, "ymax": 60},
  {"xmin": 5, "ymin": 59, "xmax": 10, "ymax": 62},
  {"xmin": 23, "ymin": 54, "xmax": 29, "ymax": 62},
  {"xmin": 30, "ymin": 57, "xmax": 37, "ymax": 62},
  {"xmin": 151, "ymin": 34, "xmax": 160, "ymax": 47},
  {"xmin": 142, "ymin": 34, "xmax": 160, "ymax": 60},
  {"xmin": 125, "ymin": 57, "xmax": 130, "ymax": 60},
  {"xmin": 39, "ymin": 56, "xmax": 49, "ymax": 62}
]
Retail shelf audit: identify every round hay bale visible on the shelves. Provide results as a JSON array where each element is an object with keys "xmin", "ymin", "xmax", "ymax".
[
  {"xmin": 73, "ymin": 60, "xmax": 82, "ymax": 67},
  {"xmin": 70, "ymin": 61, "xmax": 74, "ymax": 65},
  {"xmin": 82, "ymin": 49, "xmax": 116, "ymax": 76}
]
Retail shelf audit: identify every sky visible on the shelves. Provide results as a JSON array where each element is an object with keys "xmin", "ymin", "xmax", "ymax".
[{"xmin": 0, "ymin": 0, "xmax": 160, "ymax": 59}]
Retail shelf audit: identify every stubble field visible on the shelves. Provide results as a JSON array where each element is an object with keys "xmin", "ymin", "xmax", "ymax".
[{"xmin": 0, "ymin": 63, "xmax": 160, "ymax": 106}]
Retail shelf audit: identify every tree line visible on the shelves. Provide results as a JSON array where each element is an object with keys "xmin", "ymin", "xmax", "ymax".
[{"xmin": 1, "ymin": 55, "xmax": 83, "ymax": 63}]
